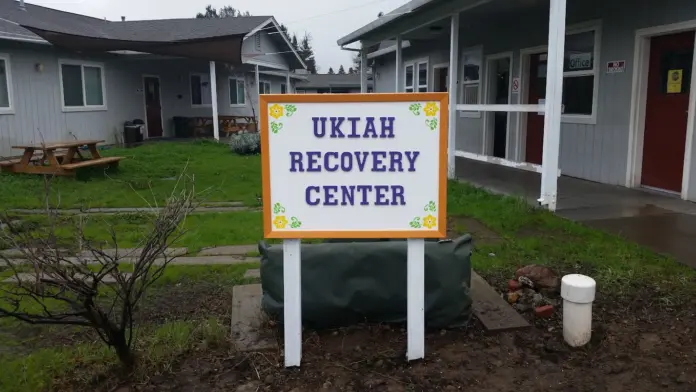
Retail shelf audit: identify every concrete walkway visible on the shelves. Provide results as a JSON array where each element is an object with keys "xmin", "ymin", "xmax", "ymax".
[
  {"xmin": 9, "ymin": 205, "xmax": 258, "ymax": 215},
  {"xmin": 456, "ymin": 157, "xmax": 696, "ymax": 268}
]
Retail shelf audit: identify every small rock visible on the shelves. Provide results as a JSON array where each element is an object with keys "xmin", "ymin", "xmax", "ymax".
[
  {"xmin": 331, "ymin": 330, "xmax": 339, "ymax": 336},
  {"xmin": 676, "ymin": 372, "xmax": 694, "ymax": 384},
  {"xmin": 532, "ymin": 293, "xmax": 545, "ymax": 306},
  {"xmin": 440, "ymin": 329, "xmax": 447, "ymax": 336},
  {"xmin": 375, "ymin": 359, "xmax": 384, "ymax": 367},
  {"xmin": 518, "ymin": 276, "xmax": 535, "ymax": 288},
  {"xmin": 507, "ymin": 292, "xmax": 520, "ymax": 304},
  {"xmin": 508, "ymin": 279, "xmax": 522, "ymax": 292},
  {"xmin": 264, "ymin": 374, "xmax": 275, "ymax": 384},
  {"xmin": 354, "ymin": 345, "xmax": 362, "ymax": 352},
  {"xmin": 322, "ymin": 381, "xmax": 333, "ymax": 389},
  {"xmin": 488, "ymin": 252, "xmax": 496, "ymax": 257},
  {"xmin": 535, "ymin": 305, "xmax": 554, "ymax": 318},
  {"xmin": 236, "ymin": 381, "xmax": 261, "ymax": 392}
]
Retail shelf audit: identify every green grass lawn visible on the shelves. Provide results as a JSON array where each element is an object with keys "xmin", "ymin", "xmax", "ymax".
[{"xmin": 0, "ymin": 140, "xmax": 261, "ymax": 209}]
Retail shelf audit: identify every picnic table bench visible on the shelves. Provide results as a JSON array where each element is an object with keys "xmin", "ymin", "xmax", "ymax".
[{"xmin": 0, "ymin": 140, "xmax": 124, "ymax": 176}]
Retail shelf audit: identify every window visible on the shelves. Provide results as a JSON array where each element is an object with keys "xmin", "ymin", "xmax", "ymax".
[
  {"xmin": 280, "ymin": 83, "xmax": 287, "ymax": 94},
  {"xmin": 229, "ymin": 77, "xmax": 245, "ymax": 106},
  {"xmin": 59, "ymin": 61, "xmax": 105, "ymax": 110},
  {"xmin": 259, "ymin": 81, "xmax": 271, "ymax": 95},
  {"xmin": 459, "ymin": 47, "xmax": 482, "ymax": 118},
  {"xmin": 190, "ymin": 73, "xmax": 212, "ymax": 106},
  {"xmin": 532, "ymin": 26, "xmax": 601, "ymax": 122},
  {"xmin": 404, "ymin": 59, "xmax": 428, "ymax": 92},
  {"xmin": 0, "ymin": 54, "xmax": 12, "ymax": 113}
]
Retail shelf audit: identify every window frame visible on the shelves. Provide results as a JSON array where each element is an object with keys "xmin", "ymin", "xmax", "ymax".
[
  {"xmin": 190, "ymin": 72, "xmax": 212, "ymax": 108},
  {"xmin": 560, "ymin": 22, "xmax": 602, "ymax": 124},
  {"xmin": 404, "ymin": 57, "xmax": 429, "ymax": 93},
  {"xmin": 0, "ymin": 53, "xmax": 13, "ymax": 115},
  {"xmin": 459, "ymin": 46, "xmax": 483, "ymax": 118},
  {"xmin": 259, "ymin": 80, "xmax": 272, "ymax": 95},
  {"xmin": 58, "ymin": 59, "xmax": 107, "ymax": 112},
  {"xmin": 228, "ymin": 77, "xmax": 246, "ymax": 107},
  {"xmin": 280, "ymin": 83, "xmax": 287, "ymax": 94}
]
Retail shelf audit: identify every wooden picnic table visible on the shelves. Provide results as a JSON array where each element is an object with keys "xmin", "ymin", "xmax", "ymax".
[{"xmin": 1, "ymin": 139, "xmax": 124, "ymax": 176}]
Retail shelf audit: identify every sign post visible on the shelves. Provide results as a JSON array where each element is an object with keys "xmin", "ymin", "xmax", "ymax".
[{"xmin": 260, "ymin": 93, "xmax": 448, "ymax": 367}]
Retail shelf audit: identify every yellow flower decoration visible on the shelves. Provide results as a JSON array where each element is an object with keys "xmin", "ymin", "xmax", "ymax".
[
  {"xmin": 422, "ymin": 214, "xmax": 437, "ymax": 229},
  {"xmin": 269, "ymin": 104, "xmax": 284, "ymax": 119},
  {"xmin": 273, "ymin": 215, "xmax": 288, "ymax": 229},
  {"xmin": 423, "ymin": 102, "xmax": 439, "ymax": 117}
]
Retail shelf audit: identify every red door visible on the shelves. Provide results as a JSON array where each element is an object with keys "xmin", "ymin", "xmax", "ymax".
[
  {"xmin": 144, "ymin": 76, "xmax": 163, "ymax": 138},
  {"xmin": 641, "ymin": 31, "xmax": 695, "ymax": 192},
  {"xmin": 525, "ymin": 53, "xmax": 547, "ymax": 164}
]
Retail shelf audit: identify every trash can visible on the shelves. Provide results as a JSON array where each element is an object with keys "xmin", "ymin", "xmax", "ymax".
[
  {"xmin": 173, "ymin": 116, "xmax": 192, "ymax": 138},
  {"xmin": 123, "ymin": 121, "xmax": 142, "ymax": 147}
]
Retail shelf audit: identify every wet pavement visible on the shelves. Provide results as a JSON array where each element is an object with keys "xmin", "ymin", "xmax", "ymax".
[{"xmin": 455, "ymin": 157, "xmax": 696, "ymax": 268}]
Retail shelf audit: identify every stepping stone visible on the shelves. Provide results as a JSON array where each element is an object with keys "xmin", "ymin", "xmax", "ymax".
[
  {"xmin": 3, "ymin": 272, "xmax": 132, "ymax": 284},
  {"xmin": 198, "ymin": 244, "xmax": 258, "ymax": 256},
  {"xmin": 78, "ymin": 247, "xmax": 188, "ymax": 258},
  {"xmin": 231, "ymin": 283, "xmax": 277, "ymax": 352},
  {"xmin": 166, "ymin": 256, "xmax": 259, "ymax": 265},
  {"xmin": 244, "ymin": 269, "xmax": 260, "ymax": 279},
  {"xmin": 0, "ymin": 248, "xmax": 70, "ymax": 258},
  {"xmin": 200, "ymin": 201, "xmax": 245, "ymax": 207},
  {"xmin": 470, "ymin": 271, "xmax": 530, "ymax": 332}
]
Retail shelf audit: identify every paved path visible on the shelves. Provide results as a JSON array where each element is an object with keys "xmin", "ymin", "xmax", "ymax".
[{"xmin": 10, "ymin": 205, "xmax": 258, "ymax": 215}]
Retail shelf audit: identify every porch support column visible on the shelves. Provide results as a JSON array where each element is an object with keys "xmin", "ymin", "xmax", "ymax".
[
  {"xmin": 447, "ymin": 13, "xmax": 459, "ymax": 179},
  {"xmin": 395, "ymin": 34, "xmax": 403, "ymax": 92},
  {"xmin": 286, "ymin": 71, "xmax": 291, "ymax": 93},
  {"xmin": 209, "ymin": 61, "xmax": 219, "ymax": 141},
  {"xmin": 360, "ymin": 45, "xmax": 368, "ymax": 93},
  {"xmin": 255, "ymin": 64, "xmax": 260, "ymax": 95},
  {"xmin": 539, "ymin": 0, "xmax": 567, "ymax": 211}
]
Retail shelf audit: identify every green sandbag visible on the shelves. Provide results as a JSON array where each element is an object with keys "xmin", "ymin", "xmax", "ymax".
[{"xmin": 259, "ymin": 235, "xmax": 472, "ymax": 329}]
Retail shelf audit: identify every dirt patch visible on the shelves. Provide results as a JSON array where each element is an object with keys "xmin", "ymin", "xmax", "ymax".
[
  {"xmin": 138, "ymin": 281, "xmax": 232, "ymax": 323},
  {"xmin": 77, "ymin": 276, "xmax": 696, "ymax": 392},
  {"xmin": 447, "ymin": 215, "xmax": 503, "ymax": 245}
]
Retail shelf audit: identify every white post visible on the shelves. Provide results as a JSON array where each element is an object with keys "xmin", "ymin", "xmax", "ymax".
[
  {"xmin": 283, "ymin": 239, "xmax": 302, "ymax": 367},
  {"xmin": 360, "ymin": 46, "xmax": 368, "ymax": 93},
  {"xmin": 209, "ymin": 61, "xmax": 219, "ymax": 141},
  {"xmin": 286, "ymin": 71, "xmax": 291, "ymax": 94},
  {"xmin": 447, "ymin": 13, "xmax": 460, "ymax": 179},
  {"xmin": 255, "ymin": 64, "xmax": 260, "ymax": 95},
  {"xmin": 395, "ymin": 35, "xmax": 403, "ymax": 92},
  {"xmin": 406, "ymin": 238, "xmax": 425, "ymax": 361},
  {"xmin": 539, "ymin": 0, "xmax": 567, "ymax": 211}
]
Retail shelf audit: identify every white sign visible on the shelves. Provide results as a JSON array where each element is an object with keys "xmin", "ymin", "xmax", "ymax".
[
  {"xmin": 261, "ymin": 93, "xmax": 448, "ymax": 368},
  {"xmin": 262, "ymin": 96, "xmax": 447, "ymax": 239},
  {"xmin": 512, "ymin": 77, "xmax": 520, "ymax": 94},
  {"xmin": 606, "ymin": 60, "xmax": 626, "ymax": 74},
  {"xmin": 569, "ymin": 52, "xmax": 592, "ymax": 70}
]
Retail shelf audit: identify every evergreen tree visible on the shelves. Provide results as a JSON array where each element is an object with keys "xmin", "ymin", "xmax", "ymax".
[
  {"xmin": 299, "ymin": 33, "xmax": 318, "ymax": 74},
  {"xmin": 328, "ymin": 67, "xmax": 335, "ymax": 74},
  {"xmin": 348, "ymin": 67, "xmax": 354, "ymax": 74},
  {"xmin": 338, "ymin": 65, "xmax": 346, "ymax": 74}
]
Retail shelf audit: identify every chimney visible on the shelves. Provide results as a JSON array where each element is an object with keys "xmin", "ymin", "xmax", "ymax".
[{"xmin": 121, "ymin": 16, "xmax": 126, "ymax": 22}]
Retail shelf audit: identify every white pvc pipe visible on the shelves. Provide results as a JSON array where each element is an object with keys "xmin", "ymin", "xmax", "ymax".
[{"xmin": 561, "ymin": 274, "xmax": 596, "ymax": 347}]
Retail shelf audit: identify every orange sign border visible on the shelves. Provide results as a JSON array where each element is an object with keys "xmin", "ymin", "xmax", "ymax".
[{"xmin": 260, "ymin": 93, "xmax": 448, "ymax": 239}]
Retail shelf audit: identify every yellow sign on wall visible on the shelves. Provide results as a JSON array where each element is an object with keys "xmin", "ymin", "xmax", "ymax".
[{"xmin": 667, "ymin": 69, "xmax": 683, "ymax": 94}]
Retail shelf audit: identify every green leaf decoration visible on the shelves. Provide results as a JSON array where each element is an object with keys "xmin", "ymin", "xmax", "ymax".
[
  {"xmin": 424, "ymin": 201, "xmax": 437, "ymax": 212},
  {"xmin": 285, "ymin": 104, "xmax": 297, "ymax": 117},
  {"xmin": 290, "ymin": 217, "xmax": 302, "ymax": 228},
  {"xmin": 273, "ymin": 203, "xmax": 286, "ymax": 214},
  {"xmin": 409, "ymin": 217, "xmax": 422, "ymax": 229},
  {"xmin": 270, "ymin": 122, "xmax": 283, "ymax": 134},
  {"xmin": 409, "ymin": 103, "xmax": 422, "ymax": 116},
  {"xmin": 425, "ymin": 118, "xmax": 438, "ymax": 131}
]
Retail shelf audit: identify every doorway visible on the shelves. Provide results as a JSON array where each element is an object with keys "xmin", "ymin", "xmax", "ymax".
[
  {"xmin": 525, "ymin": 52, "xmax": 547, "ymax": 164},
  {"xmin": 433, "ymin": 64, "xmax": 449, "ymax": 92},
  {"xmin": 640, "ymin": 31, "xmax": 695, "ymax": 193},
  {"xmin": 484, "ymin": 54, "xmax": 512, "ymax": 158},
  {"xmin": 143, "ymin": 76, "xmax": 163, "ymax": 138}
]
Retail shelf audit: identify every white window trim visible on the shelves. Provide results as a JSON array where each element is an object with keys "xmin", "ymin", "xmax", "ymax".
[
  {"xmin": 0, "ymin": 53, "xmax": 13, "ymax": 115},
  {"xmin": 190, "ymin": 72, "xmax": 212, "ymax": 108},
  {"xmin": 259, "ymin": 80, "xmax": 272, "ymax": 95},
  {"xmin": 228, "ymin": 77, "xmax": 246, "ymax": 107},
  {"xmin": 459, "ymin": 46, "xmax": 484, "ymax": 118},
  {"xmin": 404, "ymin": 57, "xmax": 429, "ymax": 93},
  {"xmin": 58, "ymin": 59, "xmax": 107, "ymax": 112}
]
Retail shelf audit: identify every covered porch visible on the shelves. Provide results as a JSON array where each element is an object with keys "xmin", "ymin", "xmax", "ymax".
[{"xmin": 457, "ymin": 157, "xmax": 696, "ymax": 268}]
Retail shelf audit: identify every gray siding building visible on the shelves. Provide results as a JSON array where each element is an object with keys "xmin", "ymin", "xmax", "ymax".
[
  {"xmin": 0, "ymin": 0, "xmax": 305, "ymax": 157},
  {"xmin": 339, "ymin": 0, "xmax": 696, "ymax": 206}
]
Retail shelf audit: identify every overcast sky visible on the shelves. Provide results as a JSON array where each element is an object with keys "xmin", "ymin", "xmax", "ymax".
[{"xmin": 31, "ymin": 0, "xmax": 407, "ymax": 72}]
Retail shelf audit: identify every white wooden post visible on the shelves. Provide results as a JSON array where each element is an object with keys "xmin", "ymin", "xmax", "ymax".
[
  {"xmin": 255, "ymin": 64, "xmax": 261, "ymax": 95},
  {"xmin": 395, "ymin": 35, "xmax": 403, "ymax": 92},
  {"xmin": 286, "ymin": 71, "xmax": 291, "ymax": 94},
  {"xmin": 447, "ymin": 14, "xmax": 460, "ymax": 179},
  {"xmin": 406, "ymin": 238, "xmax": 425, "ymax": 360},
  {"xmin": 360, "ymin": 46, "xmax": 368, "ymax": 93},
  {"xmin": 209, "ymin": 61, "xmax": 219, "ymax": 141},
  {"xmin": 283, "ymin": 239, "xmax": 302, "ymax": 367},
  {"xmin": 539, "ymin": 0, "xmax": 567, "ymax": 211}
]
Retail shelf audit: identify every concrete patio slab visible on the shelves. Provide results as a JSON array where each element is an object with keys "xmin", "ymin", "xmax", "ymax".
[
  {"xmin": 3, "ymin": 272, "xmax": 132, "ymax": 284},
  {"xmin": 78, "ymin": 247, "xmax": 189, "ymax": 258},
  {"xmin": 231, "ymin": 283, "xmax": 277, "ymax": 352},
  {"xmin": 198, "ymin": 244, "xmax": 258, "ymax": 256},
  {"xmin": 244, "ymin": 268, "xmax": 260, "ymax": 279},
  {"xmin": 470, "ymin": 271, "xmax": 530, "ymax": 332}
]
